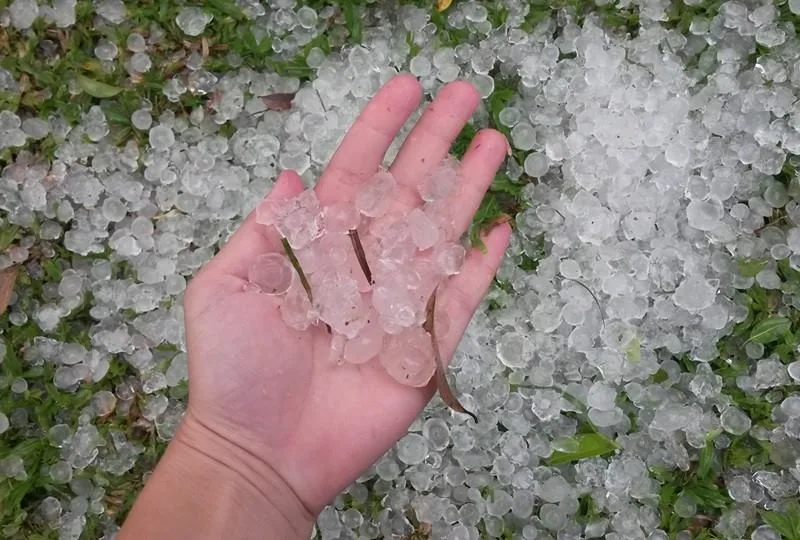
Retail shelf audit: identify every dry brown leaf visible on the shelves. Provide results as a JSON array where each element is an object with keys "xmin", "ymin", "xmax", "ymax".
[
  {"xmin": 261, "ymin": 92, "xmax": 296, "ymax": 111},
  {"xmin": 424, "ymin": 289, "xmax": 478, "ymax": 422},
  {"xmin": 0, "ymin": 265, "xmax": 19, "ymax": 315},
  {"xmin": 437, "ymin": 0, "xmax": 453, "ymax": 11},
  {"xmin": 0, "ymin": 265, "xmax": 18, "ymax": 312}
]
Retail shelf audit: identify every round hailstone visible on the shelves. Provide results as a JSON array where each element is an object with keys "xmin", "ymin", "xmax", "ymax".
[
  {"xmin": 419, "ymin": 158, "xmax": 458, "ymax": 203},
  {"xmin": 9, "ymin": 0, "xmax": 39, "ymax": 30},
  {"xmin": 46, "ymin": 0, "xmax": 77, "ymax": 27},
  {"xmin": 70, "ymin": 496, "xmax": 89, "ymax": 515},
  {"xmin": 275, "ymin": 190, "xmax": 324, "ymax": 250},
  {"xmin": 279, "ymin": 282, "xmax": 315, "ymax": 331},
  {"xmin": 296, "ymin": 5, "xmax": 317, "ymax": 28},
  {"xmin": 379, "ymin": 328, "xmax": 436, "ymax": 387},
  {"xmin": 1, "ymin": 456, "xmax": 26, "ymax": 480},
  {"xmin": 408, "ymin": 208, "xmax": 440, "ymax": 250},
  {"xmin": 751, "ymin": 525, "xmax": 781, "ymax": 540},
  {"xmin": 11, "ymin": 377, "xmax": 28, "ymax": 393},
  {"xmin": 129, "ymin": 52, "xmax": 152, "ymax": 73},
  {"xmin": 496, "ymin": 331, "xmax": 528, "ymax": 369},
  {"xmin": 94, "ymin": 38, "xmax": 118, "ymax": 60},
  {"xmin": 91, "ymin": 390, "xmax": 117, "ymax": 416},
  {"xmin": 148, "ymin": 125, "xmax": 175, "ymax": 151},
  {"xmin": 38, "ymin": 496, "xmax": 62, "ymax": 522},
  {"xmin": 49, "ymin": 461, "xmax": 73, "ymax": 483},
  {"xmin": 511, "ymin": 122, "xmax": 536, "ymax": 150},
  {"xmin": 0, "ymin": 412, "xmax": 8, "ymax": 434},
  {"xmin": 343, "ymin": 314, "xmax": 384, "ymax": 365},
  {"xmin": 322, "ymin": 202, "xmax": 360, "ymax": 233},
  {"xmin": 524, "ymin": 152, "xmax": 549, "ymax": 177},
  {"xmin": 720, "ymin": 406, "xmax": 752, "ymax": 436},
  {"xmin": 409, "ymin": 55, "xmax": 432, "ymax": 77},
  {"xmin": 355, "ymin": 169, "xmax": 395, "ymax": 218},
  {"xmin": 781, "ymin": 396, "xmax": 800, "ymax": 417},
  {"xmin": 665, "ymin": 140, "xmax": 690, "ymax": 167},
  {"xmin": 674, "ymin": 495, "xmax": 697, "ymax": 518},
  {"xmin": 126, "ymin": 32, "xmax": 147, "ymax": 52},
  {"xmin": 21, "ymin": 117, "xmax": 50, "ymax": 139},
  {"xmin": 396, "ymin": 433, "xmax": 429, "ymax": 465},
  {"xmin": 421, "ymin": 418, "xmax": 450, "ymax": 451},
  {"xmin": 48, "ymin": 424, "xmax": 72, "ymax": 448},
  {"xmin": 672, "ymin": 277, "xmax": 717, "ymax": 313},
  {"xmin": 788, "ymin": 361, "xmax": 800, "ymax": 381},
  {"xmin": 686, "ymin": 199, "xmax": 724, "ymax": 231},
  {"xmin": 434, "ymin": 243, "xmax": 466, "ymax": 275},
  {"xmin": 586, "ymin": 381, "xmax": 617, "ymax": 410},
  {"xmin": 498, "ymin": 107, "xmax": 520, "ymax": 127},
  {"xmin": 472, "ymin": 73, "xmax": 495, "ymax": 99},
  {"xmin": 247, "ymin": 253, "xmax": 294, "ymax": 295},
  {"xmin": 58, "ymin": 273, "xmax": 83, "ymax": 298},
  {"xmin": 96, "ymin": 0, "xmax": 126, "ymax": 23},
  {"xmin": 175, "ymin": 7, "xmax": 213, "ymax": 37}
]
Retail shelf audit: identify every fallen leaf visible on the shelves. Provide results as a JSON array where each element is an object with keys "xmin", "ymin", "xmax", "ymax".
[
  {"xmin": 437, "ymin": 0, "xmax": 453, "ymax": 11},
  {"xmin": 261, "ymin": 92, "xmax": 296, "ymax": 111},
  {"xmin": 0, "ymin": 265, "xmax": 19, "ymax": 315},
  {"xmin": 76, "ymin": 74, "xmax": 123, "ymax": 98},
  {"xmin": 748, "ymin": 316, "xmax": 791, "ymax": 344},
  {"xmin": 546, "ymin": 432, "xmax": 618, "ymax": 465},
  {"xmin": 424, "ymin": 289, "xmax": 477, "ymax": 422}
]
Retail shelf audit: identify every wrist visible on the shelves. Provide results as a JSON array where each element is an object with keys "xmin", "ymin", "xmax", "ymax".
[{"xmin": 167, "ymin": 410, "xmax": 315, "ymax": 539}]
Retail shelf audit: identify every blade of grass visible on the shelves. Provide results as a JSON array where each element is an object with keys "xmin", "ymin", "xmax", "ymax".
[
  {"xmin": 348, "ymin": 229, "xmax": 373, "ymax": 285},
  {"xmin": 424, "ymin": 288, "xmax": 477, "ymax": 422},
  {"xmin": 281, "ymin": 237, "xmax": 313, "ymax": 303}
]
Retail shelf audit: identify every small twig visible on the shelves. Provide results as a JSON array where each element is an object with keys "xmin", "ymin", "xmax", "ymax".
[
  {"xmin": 313, "ymin": 85, "xmax": 328, "ymax": 114},
  {"xmin": 563, "ymin": 277, "xmax": 605, "ymax": 327},
  {"xmin": 348, "ymin": 229, "xmax": 374, "ymax": 285},
  {"xmin": 424, "ymin": 288, "xmax": 478, "ymax": 422},
  {"xmin": 281, "ymin": 237, "xmax": 313, "ymax": 303}
]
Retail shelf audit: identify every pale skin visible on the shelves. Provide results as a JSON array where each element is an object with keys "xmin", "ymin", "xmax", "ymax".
[{"xmin": 119, "ymin": 75, "xmax": 512, "ymax": 539}]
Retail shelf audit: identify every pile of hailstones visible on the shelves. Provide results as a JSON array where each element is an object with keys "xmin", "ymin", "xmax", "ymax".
[{"xmin": 250, "ymin": 157, "xmax": 467, "ymax": 386}]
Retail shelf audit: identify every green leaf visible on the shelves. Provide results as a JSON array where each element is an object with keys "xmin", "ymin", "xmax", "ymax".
[
  {"xmin": 469, "ymin": 194, "xmax": 503, "ymax": 251},
  {"xmin": 452, "ymin": 122, "xmax": 478, "ymax": 159},
  {"xmin": 206, "ymin": 0, "xmax": 246, "ymax": 20},
  {"xmin": 748, "ymin": 316, "xmax": 791, "ymax": 344},
  {"xmin": 625, "ymin": 336, "xmax": 641, "ymax": 363},
  {"xmin": 42, "ymin": 259, "xmax": 62, "ymax": 282},
  {"xmin": 342, "ymin": 2, "xmax": 363, "ymax": 43},
  {"xmin": 759, "ymin": 506, "xmax": 800, "ymax": 540},
  {"xmin": 0, "ymin": 223, "xmax": 19, "ymax": 251},
  {"xmin": 737, "ymin": 258, "xmax": 768, "ymax": 277},
  {"xmin": 76, "ymin": 75, "xmax": 123, "ymax": 98},
  {"xmin": 490, "ymin": 172, "xmax": 523, "ymax": 199},
  {"xmin": 650, "ymin": 368, "xmax": 668, "ymax": 383},
  {"xmin": 696, "ymin": 436, "xmax": 715, "ymax": 479},
  {"xmin": 546, "ymin": 433, "xmax": 618, "ymax": 465},
  {"xmin": 683, "ymin": 483, "xmax": 731, "ymax": 509},
  {"xmin": 658, "ymin": 480, "xmax": 679, "ymax": 529}
]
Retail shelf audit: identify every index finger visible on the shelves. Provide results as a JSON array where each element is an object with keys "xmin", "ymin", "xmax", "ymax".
[{"xmin": 315, "ymin": 74, "xmax": 422, "ymax": 204}]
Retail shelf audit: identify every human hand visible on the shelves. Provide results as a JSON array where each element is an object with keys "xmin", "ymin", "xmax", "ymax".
[{"xmin": 180, "ymin": 75, "xmax": 511, "ymax": 524}]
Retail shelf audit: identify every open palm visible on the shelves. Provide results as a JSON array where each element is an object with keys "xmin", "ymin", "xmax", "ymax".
[{"xmin": 181, "ymin": 75, "xmax": 511, "ymax": 515}]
